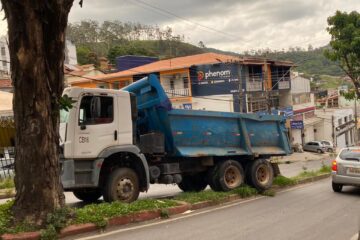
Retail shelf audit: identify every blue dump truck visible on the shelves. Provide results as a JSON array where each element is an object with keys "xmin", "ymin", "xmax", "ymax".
[{"xmin": 60, "ymin": 74, "xmax": 291, "ymax": 203}]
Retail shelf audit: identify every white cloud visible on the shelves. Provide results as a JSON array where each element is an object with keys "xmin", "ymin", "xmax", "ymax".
[{"xmin": 1, "ymin": 0, "xmax": 360, "ymax": 52}]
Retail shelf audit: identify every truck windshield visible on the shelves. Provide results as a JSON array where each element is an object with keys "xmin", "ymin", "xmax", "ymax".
[{"xmin": 60, "ymin": 109, "xmax": 70, "ymax": 123}]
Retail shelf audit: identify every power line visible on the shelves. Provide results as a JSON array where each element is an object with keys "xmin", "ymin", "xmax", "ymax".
[{"xmin": 128, "ymin": 0, "xmax": 238, "ymax": 41}]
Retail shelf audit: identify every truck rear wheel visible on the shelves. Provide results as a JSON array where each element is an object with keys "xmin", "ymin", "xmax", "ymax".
[
  {"xmin": 177, "ymin": 173, "xmax": 208, "ymax": 192},
  {"xmin": 246, "ymin": 159, "xmax": 274, "ymax": 192},
  {"xmin": 103, "ymin": 168, "xmax": 140, "ymax": 203},
  {"xmin": 209, "ymin": 160, "xmax": 244, "ymax": 192},
  {"xmin": 73, "ymin": 189, "xmax": 102, "ymax": 202}
]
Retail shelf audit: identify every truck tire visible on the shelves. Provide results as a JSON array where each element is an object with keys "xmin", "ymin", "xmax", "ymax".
[
  {"xmin": 103, "ymin": 168, "xmax": 140, "ymax": 203},
  {"xmin": 177, "ymin": 174, "xmax": 208, "ymax": 192},
  {"xmin": 209, "ymin": 160, "xmax": 244, "ymax": 192},
  {"xmin": 207, "ymin": 165, "xmax": 222, "ymax": 191},
  {"xmin": 246, "ymin": 159, "xmax": 274, "ymax": 192},
  {"xmin": 73, "ymin": 189, "xmax": 102, "ymax": 202}
]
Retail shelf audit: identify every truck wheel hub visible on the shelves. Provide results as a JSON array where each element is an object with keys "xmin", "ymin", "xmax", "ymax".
[
  {"xmin": 116, "ymin": 178, "xmax": 134, "ymax": 199},
  {"xmin": 224, "ymin": 166, "xmax": 241, "ymax": 188},
  {"xmin": 256, "ymin": 166, "xmax": 269, "ymax": 184}
]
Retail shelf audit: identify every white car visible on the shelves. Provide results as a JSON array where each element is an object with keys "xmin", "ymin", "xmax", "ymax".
[
  {"xmin": 321, "ymin": 140, "xmax": 335, "ymax": 152},
  {"xmin": 331, "ymin": 147, "xmax": 360, "ymax": 192}
]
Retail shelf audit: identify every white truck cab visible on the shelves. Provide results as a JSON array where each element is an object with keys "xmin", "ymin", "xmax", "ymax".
[{"xmin": 60, "ymin": 87, "xmax": 149, "ymax": 203}]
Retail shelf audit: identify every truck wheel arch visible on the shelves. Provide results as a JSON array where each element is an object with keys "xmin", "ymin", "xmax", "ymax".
[{"xmin": 98, "ymin": 146, "xmax": 149, "ymax": 192}]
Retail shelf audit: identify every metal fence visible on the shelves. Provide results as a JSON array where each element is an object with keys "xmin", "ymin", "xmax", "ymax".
[{"xmin": 0, "ymin": 147, "xmax": 15, "ymax": 179}]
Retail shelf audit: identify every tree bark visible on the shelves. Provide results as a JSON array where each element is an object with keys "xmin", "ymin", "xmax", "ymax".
[{"xmin": 1, "ymin": 0, "xmax": 74, "ymax": 225}]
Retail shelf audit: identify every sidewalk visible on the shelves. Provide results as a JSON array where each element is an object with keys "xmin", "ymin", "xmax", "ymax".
[
  {"xmin": 276, "ymin": 151, "xmax": 333, "ymax": 178},
  {"xmin": 273, "ymin": 151, "xmax": 333, "ymax": 164}
]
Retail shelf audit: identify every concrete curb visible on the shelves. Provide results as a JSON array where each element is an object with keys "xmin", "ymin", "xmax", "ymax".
[
  {"xmin": 0, "ymin": 173, "xmax": 331, "ymax": 240},
  {"xmin": 296, "ymin": 173, "xmax": 331, "ymax": 184}
]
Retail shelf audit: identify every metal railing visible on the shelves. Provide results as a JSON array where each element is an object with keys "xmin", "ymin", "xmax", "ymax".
[
  {"xmin": 246, "ymin": 81, "xmax": 263, "ymax": 91},
  {"xmin": 164, "ymin": 88, "xmax": 190, "ymax": 97},
  {"xmin": 278, "ymin": 81, "xmax": 290, "ymax": 89},
  {"xmin": 0, "ymin": 147, "xmax": 14, "ymax": 179}
]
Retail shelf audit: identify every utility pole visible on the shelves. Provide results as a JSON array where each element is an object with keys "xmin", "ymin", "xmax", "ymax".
[{"xmin": 355, "ymin": 97, "xmax": 358, "ymax": 144}]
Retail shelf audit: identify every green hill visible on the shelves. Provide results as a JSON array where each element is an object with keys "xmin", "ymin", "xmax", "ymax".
[{"xmin": 252, "ymin": 46, "xmax": 344, "ymax": 76}]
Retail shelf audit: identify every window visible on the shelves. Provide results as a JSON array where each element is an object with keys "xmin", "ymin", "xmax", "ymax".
[
  {"xmin": 170, "ymin": 79, "xmax": 175, "ymax": 90},
  {"xmin": 339, "ymin": 149, "xmax": 360, "ymax": 161},
  {"xmin": 338, "ymin": 119, "xmax": 342, "ymax": 126},
  {"xmin": 79, "ymin": 96, "xmax": 113, "ymax": 125},
  {"xmin": 183, "ymin": 77, "xmax": 189, "ymax": 89},
  {"xmin": 2, "ymin": 61, "xmax": 6, "ymax": 67},
  {"xmin": 344, "ymin": 116, "xmax": 348, "ymax": 123},
  {"xmin": 1, "ymin": 47, "xmax": 5, "ymax": 56}
]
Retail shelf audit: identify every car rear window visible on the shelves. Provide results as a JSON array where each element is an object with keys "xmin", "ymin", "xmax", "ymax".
[{"xmin": 339, "ymin": 149, "xmax": 360, "ymax": 161}]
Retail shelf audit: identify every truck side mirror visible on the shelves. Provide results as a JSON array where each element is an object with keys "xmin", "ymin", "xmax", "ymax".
[{"xmin": 80, "ymin": 124, "xmax": 86, "ymax": 130}]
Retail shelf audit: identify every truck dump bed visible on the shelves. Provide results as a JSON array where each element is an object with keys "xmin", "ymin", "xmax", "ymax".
[{"xmin": 123, "ymin": 75, "xmax": 291, "ymax": 158}]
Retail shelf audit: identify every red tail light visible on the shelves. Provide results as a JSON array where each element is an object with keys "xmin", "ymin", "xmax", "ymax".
[{"xmin": 332, "ymin": 160, "xmax": 337, "ymax": 171}]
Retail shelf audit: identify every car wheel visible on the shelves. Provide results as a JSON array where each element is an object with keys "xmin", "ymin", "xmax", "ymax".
[
  {"xmin": 332, "ymin": 182, "xmax": 343, "ymax": 193},
  {"xmin": 327, "ymin": 148, "xmax": 333, "ymax": 153},
  {"xmin": 317, "ymin": 149, "xmax": 323, "ymax": 154}
]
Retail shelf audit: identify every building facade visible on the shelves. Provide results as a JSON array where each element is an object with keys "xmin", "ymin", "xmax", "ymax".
[{"xmin": 70, "ymin": 53, "xmax": 294, "ymax": 114}]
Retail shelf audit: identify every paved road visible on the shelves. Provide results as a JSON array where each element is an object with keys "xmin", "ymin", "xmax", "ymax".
[{"xmin": 73, "ymin": 178, "xmax": 360, "ymax": 240}]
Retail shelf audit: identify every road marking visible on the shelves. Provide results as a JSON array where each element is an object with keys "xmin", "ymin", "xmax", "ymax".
[{"xmin": 76, "ymin": 183, "xmax": 313, "ymax": 240}]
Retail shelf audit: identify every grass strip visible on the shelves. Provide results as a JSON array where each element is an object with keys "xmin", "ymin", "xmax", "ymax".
[
  {"xmin": 174, "ymin": 185, "xmax": 258, "ymax": 204},
  {"xmin": 0, "ymin": 178, "xmax": 14, "ymax": 190},
  {"xmin": 73, "ymin": 199, "xmax": 178, "ymax": 227}
]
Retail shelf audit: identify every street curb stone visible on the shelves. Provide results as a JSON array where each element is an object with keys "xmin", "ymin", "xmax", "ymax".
[
  {"xmin": 59, "ymin": 223, "xmax": 98, "ymax": 238},
  {"xmin": 0, "ymin": 173, "xmax": 331, "ymax": 240},
  {"xmin": 1, "ymin": 231, "xmax": 40, "ymax": 240}
]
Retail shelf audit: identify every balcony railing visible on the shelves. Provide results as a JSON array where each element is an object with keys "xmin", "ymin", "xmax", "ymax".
[
  {"xmin": 278, "ymin": 81, "xmax": 290, "ymax": 89},
  {"xmin": 246, "ymin": 81, "xmax": 263, "ymax": 91},
  {"xmin": 164, "ymin": 88, "xmax": 190, "ymax": 98}
]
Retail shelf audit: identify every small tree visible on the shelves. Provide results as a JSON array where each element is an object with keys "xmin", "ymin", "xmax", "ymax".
[
  {"xmin": 325, "ymin": 11, "xmax": 360, "ymax": 98},
  {"xmin": 1, "ymin": 0, "xmax": 76, "ymax": 225}
]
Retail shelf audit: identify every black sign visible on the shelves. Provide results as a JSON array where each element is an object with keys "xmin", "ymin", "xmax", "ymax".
[{"xmin": 191, "ymin": 63, "xmax": 240, "ymax": 96}]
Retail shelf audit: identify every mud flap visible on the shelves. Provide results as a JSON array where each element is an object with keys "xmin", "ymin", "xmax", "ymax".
[{"xmin": 271, "ymin": 162, "xmax": 281, "ymax": 177}]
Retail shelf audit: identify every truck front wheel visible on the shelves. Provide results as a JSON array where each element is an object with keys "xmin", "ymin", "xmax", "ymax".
[
  {"xmin": 246, "ymin": 159, "xmax": 274, "ymax": 192},
  {"xmin": 73, "ymin": 189, "xmax": 102, "ymax": 202},
  {"xmin": 177, "ymin": 173, "xmax": 208, "ymax": 192},
  {"xmin": 209, "ymin": 160, "xmax": 244, "ymax": 192},
  {"xmin": 103, "ymin": 168, "xmax": 140, "ymax": 203}
]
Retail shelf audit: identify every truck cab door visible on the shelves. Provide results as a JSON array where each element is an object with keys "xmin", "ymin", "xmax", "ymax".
[{"xmin": 73, "ymin": 94, "xmax": 119, "ymax": 158}]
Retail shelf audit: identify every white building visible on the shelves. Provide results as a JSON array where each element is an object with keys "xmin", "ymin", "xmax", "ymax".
[
  {"xmin": 0, "ymin": 37, "xmax": 77, "ymax": 76},
  {"xmin": 315, "ymin": 108, "xmax": 356, "ymax": 148},
  {"xmin": 290, "ymin": 75, "xmax": 323, "ymax": 145},
  {"xmin": 65, "ymin": 40, "xmax": 78, "ymax": 65},
  {"xmin": 0, "ymin": 37, "xmax": 10, "ymax": 76}
]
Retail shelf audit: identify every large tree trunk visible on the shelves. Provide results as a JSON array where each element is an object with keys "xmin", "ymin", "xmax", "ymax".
[{"xmin": 1, "ymin": 0, "xmax": 74, "ymax": 225}]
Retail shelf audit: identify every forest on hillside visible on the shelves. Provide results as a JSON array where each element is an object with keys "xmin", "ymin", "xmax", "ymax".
[
  {"xmin": 67, "ymin": 20, "xmax": 343, "ymax": 77},
  {"xmin": 66, "ymin": 20, "xmax": 205, "ymax": 65}
]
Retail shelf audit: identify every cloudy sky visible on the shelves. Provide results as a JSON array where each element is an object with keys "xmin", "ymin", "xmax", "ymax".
[{"xmin": 0, "ymin": 0, "xmax": 359, "ymax": 53}]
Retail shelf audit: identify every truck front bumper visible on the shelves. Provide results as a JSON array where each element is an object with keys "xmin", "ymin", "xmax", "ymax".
[{"xmin": 61, "ymin": 158, "xmax": 104, "ymax": 190}]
